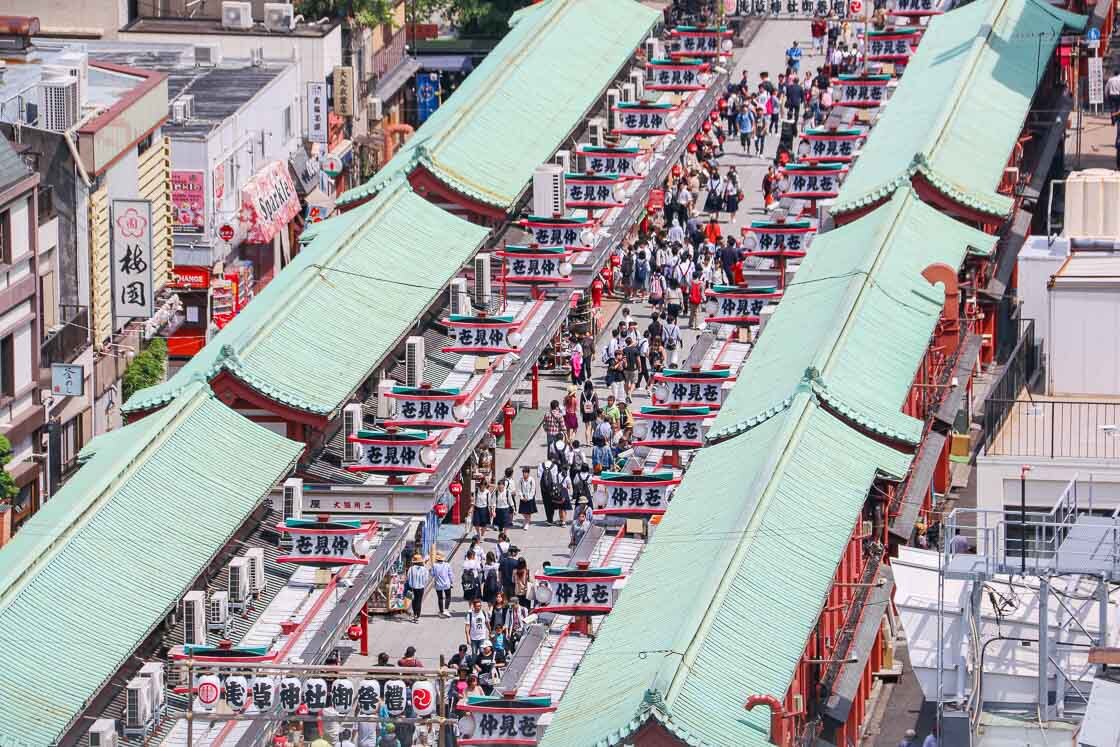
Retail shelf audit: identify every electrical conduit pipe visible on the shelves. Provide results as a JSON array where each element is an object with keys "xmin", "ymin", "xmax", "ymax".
[
  {"xmin": 383, "ymin": 123, "xmax": 415, "ymax": 162},
  {"xmin": 745, "ymin": 694, "xmax": 789, "ymax": 746}
]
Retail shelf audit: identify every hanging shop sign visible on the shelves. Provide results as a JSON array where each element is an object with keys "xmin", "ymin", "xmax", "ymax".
[
  {"xmin": 181, "ymin": 673, "xmax": 393, "ymax": 714},
  {"xmin": 442, "ymin": 314, "xmax": 523, "ymax": 355},
  {"xmin": 240, "ymin": 161, "xmax": 302, "ymax": 244},
  {"xmin": 519, "ymin": 215, "xmax": 596, "ymax": 252},
  {"xmin": 171, "ymin": 170, "xmax": 205, "ymax": 233},
  {"xmin": 704, "ymin": 285, "xmax": 784, "ymax": 325},
  {"xmin": 170, "ymin": 265, "xmax": 211, "ymax": 290},
  {"xmin": 646, "ymin": 58, "xmax": 710, "ymax": 91},
  {"xmin": 832, "ymin": 74, "xmax": 893, "ymax": 108},
  {"xmin": 890, "ymin": 0, "xmax": 948, "ymax": 16},
  {"xmin": 532, "ymin": 566, "xmax": 625, "ymax": 616},
  {"xmin": 632, "ymin": 405, "xmax": 709, "ymax": 450},
  {"xmin": 276, "ymin": 517, "xmax": 373, "ymax": 567},
  {"xmin": 742, "ymin": 219, "xmax": 815, "ymax": 255},
  {"xmin": 213, "ymin": 161, "xmax": 226, "ymax": 202},
  {"xmin": 346, "ymin": 428, "xmax": 438, "ymax": 475},
  {"xmin": 779, "ymin": 163, "xmax": 845, "ymax": 200},
  {"xmin": 591, "ymin": 470, "xmax": 679, "ymax": 518},
  {"xmin": 110, "ymin": 199, "xmax": 155, "ymax": 320},
  {"xmin": 51, "ymin": 363, "xmax": 84, "ymax": 397},
  {"xmin": 332, "ymin": 65, "xmax": 354, "ymax": 117},
  {"xmin": 384, "ymin": 385, "xmax": 467, "ymax": 429},
  {"xmin": 576, "ymin": 145, "xmax": 646, "ymax": 180},
  {"xmin": 742, "ymin": 0, "xmax": 851, "ymax": 18},
  {"xmin": 307, "ymin": 81, "xmax": 328, "ymax": 144},
  {"xmin": 456, "ymin": 694, "xmax": 556, "ymax": 746},
  {"xmin": 611, "ymin": 102, "xmax": 677, "ymax": 136},
  {"xmin": 798, "ymin": 128, "xmax": 865, "ymax": 164},
  {"xmin": 497, "ymin": 246, "xmax": 573, "ymax": 284},
  {"xmin": 666, "ymin": 25, "xmax": 733, "ymax": 58},
  {"xmin": 652, "ymin": 367, "xmax": 733, "ymax": 409},
  {"xmin": 866, "ymin": 29, "xmax": 920, "ymax": 62},
  {"xmin": 321, "ymin": 155, "xmax": 344, "ymax": 178},
  {"xmin": 564, "ymin": 173, "xmax": 625, "ymax": 209}
]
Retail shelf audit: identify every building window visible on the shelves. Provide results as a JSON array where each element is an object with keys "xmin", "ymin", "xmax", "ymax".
[
  {"xmin": 60, "ymin": 415, "xmax": 82, "ymax": 474},
  {"xmin": 137, "ymin": 133, "xmax": 154, "ymax": 157},
  {"xmin": 0, "ymin": 334, "xmax": 13, "ymax": 399},
  {"xmin": 284, "ymin": 106, "xmax": 293, "ymax": 140},
  {"xmin": 0, "ymin": 209, "xmax": 10, "ymax": 264}
]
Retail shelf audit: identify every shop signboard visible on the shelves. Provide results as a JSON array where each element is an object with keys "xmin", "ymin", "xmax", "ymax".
[
  {"xmin": 866, "ymin": 29, "xmax": 919, "ymax": 62},
  {"xmin": 646, "ymin": 58, "xmax": 709, "ymax": 91},
  {"xmin": 831, "ymin": 74, "xmax": 892, "ymax": 108},
  {"xmin": 307, "ymin": 81, "xmax": 328, "ymax": 144},
  {"xmin": 383, "ymin": 385, "xmax": 467, "ymax": 429},
  {"xmin": 497, "ymin": 246, "xmax": 573, "ymax": 284},
  {"xmin": 576, "ymin": 145, "xmax": 646, "ymax": 181},
  {"xmin": 564, "ymin": 173, "xmax": 625, "ymax": 209},
  {"xmin": 519, "ymin": 215, "xmax": 594, "ymax": 251},
  {"xmin": 778, "ymin": 163, "xmax": 845, "ymax": 200},
  {"xmin": 797, "ymin": 128, "xmax": 865, "ymax": 164},
  {"xmin": 51, "ymin": 364, "xmax": 84, "ymax": 397},
  {"xmin": 240, "ymin": 161, "xmax": 302, "ymax": 244},
  {"xmin": 742, "ymin": 0, "xmax": 852, "ymax": 18},
  {"xmin": 441, "ymin": 314, "xmax": 523, "ymax": 355},
  {"xmin": 591, "ymin": 470, "xmax": 679, "ymax": 518},
  {"xmin": 666, "ymin": 25, "xmax": 733, "ymax": 58},
  {"xmin": 171, "ymin": 170, "xmax": 205, "ymax": 233},
  {"xmin": 632, "ymin": 405, "xmax": 709, "ymax": 449},
  {"xmin": 275, "ymin": 517, "xmax": 372, "ymax": 567},
  {"xmin": 346, "ymin": 428, "xmax": 439, "ymax": 475},
  {"xmin": 704, "ymin": 285, "xmax": 783, "ymax": 325},
  {"xmin": 611, "ymin": 102, "xmax": 677, "ymax": 136},
  {"xmin": 213, "ymin": 161, "xmax": 225, "ymax": 202},
  {"xmin": 332, "ymin": 65, "xmax": 354, "ymax": 117},
  {"xmin": 110, "ymin": 199, "xmax": 155, "ymax": 320},
  {"xmin": 742, "ymin": 219, "xmax": 816, "ymax": 255},
  {"xmin": 652, "ymin": 367, "xmax": 733, "ymax": 409},
  {"xmin": 532, "ymin": 566, "xmax": 625, "ymax": 616},
  {"xmin": 890, "ymin": 0, "xmax": 947, "ymax": 16},
  {"xmin": 457, "ymin": 694, "xmax": 556, "ymax": 746},
  {"xmin": 171, "ymin": 265, "xmax": 211, "ymax": 290}
]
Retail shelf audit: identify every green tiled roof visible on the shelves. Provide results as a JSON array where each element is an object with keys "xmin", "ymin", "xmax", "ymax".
[
  {"xmin": 0, "ymin": 382, "xmax": 302, "ymax": 746},
  {"xmin": 832, "ymin": 0, "xmax": 1085, "ymax": 217},
  {"xmin": 338, "ymin": 0, "xmax": 659, "ymax": 211},
  {"xmin": 714, "ymin": 187, "xmax": 995, "ymax": 446},
  {"xmin": 123, "ymin": 182, "xmax": 489, "ymax": 417}
]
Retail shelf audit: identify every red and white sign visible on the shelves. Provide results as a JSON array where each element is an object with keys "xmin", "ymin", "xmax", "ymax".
[
  {"xmin": 411, "ymin": 681, "xmax": 436, "ymax": 716},
  {"xmin": 322, "ymin": 155, "xmax": 344, "ymax": 177},
  {"xmin": 239, "ymin": 160, "xmax": 301, "ymax": 244},
  {"xmin": 171, "ymin": 266, "xmax": 211, "ymax": 290},
  {"xmin": 171, "ymin": 170, "xmax": 205, "ymax": 233},
  {"xmin": 213, "ymin": 161, "xmax": 225, "ymax": 202},
  {"xmin": 849, "ymin": 0, "xmax": 863, "ymax": 14},
  {"xmin": 218, "ymin": 223, "xmax": 236, "ymax": 242},
  {"xmin": 195, "ymin": 675, "xmax": 222, "ymax": 711}
]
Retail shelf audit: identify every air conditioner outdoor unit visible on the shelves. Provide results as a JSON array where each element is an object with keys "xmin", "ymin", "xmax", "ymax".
[
  {"xmin": 171, "ymin": 99, "xmax": 187, "ymax": 124},
  {"xmin": 644, "ymin": 37, "xmax": 660, "ymax": 61},
  {"xmin": 37, "ymin": 77, "xmax": 78, "ymax": 132},
  {"xmin": 250, "ymin": 46, "xmax": 264, "ymax": 67},
  {"xmin": 124, "ymin": 678, "xmax": 152, "ymax": 737},
  {"xmin": 208, "ymin": 591, "xmax": 229, "ymax": 633},
  {"xmin": 221, "ymin": 1, "xmax": 254, "ymax": 30},
  {"xmin": 367, "ymin": 96, "xmax": 383, "ymax": 121},
  {"xmin": 588, "ymin": 118, "xmax": 606, "ymax": 148},
  {"xmin": 194, "ymin": 43, "xmax": 222, "ymax": 67},
  {"xmin": 46, "ymin": 52, "xmax": 88, "ymax": 108},
  {"xmin": 532, "ymin": 164, "xmax": 564, "ymax": 218},
  {"xmin": 139, "ymin": 662, "xmax": 166, "ymax": 715},
  {"xmin": 816, "ymin": 201, "xmax": 835, "ymax": 234},
  {"xmin": 228, "ymin": 557, "xmax": 250, "ymax": 613},
  {"xmin": 264, "ymin": 2, "xmax": 295, "ymax": 32},
  {"xmin": 182, "ymin": 590, "xmax": 207, "ymax": 647},
  {"xmin": 473, "ymin": 253, "xmax": 492, "ymax": 308},
  {"xmin": 343, "ymin": 403, "xmax": 365, "ymax": 458},
  {"xmin": 606, "ymin": 88, "xmax": 621, "ymax": 132},
  {"xmin": 280, "ymin": 478, "xmax": 303, "ymax": 533},
  {"xmin": 405, "ymin": 336, "xmax": 425, "ymax": 388},
  {"xmin": 620, "ymin": 83, "xmax": 636, "ymax": 104},
  {"xmin": 449, "ymin": 277, "xmax": 470, "ymax": 316},
  {"xmin": 553, "ymin": 149, "xmax": 571, "ymax": 173},
  {"xmin": 245, "ymin": 547, "xmax": 266, "ymax": 596},
  {"xmin": 629, "ymin": 70, "xmax": 645, "ymax": 100},
  {"xmin": 88, "ymin": 718, "xmax": 118, "ymax": 747}
]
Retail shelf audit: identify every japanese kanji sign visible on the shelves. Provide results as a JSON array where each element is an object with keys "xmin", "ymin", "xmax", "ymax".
[
  {"xmin": 533, "ymin": 567, "xmax": 624, "ymax": 616},
  {"xmin": 741, "ymin": 220, "xmax": 816, "ymax": 257},
  {"xmin": 564, "ymin": 175, "xmax": 624, "ymax": 209},
  {"xmin": 704, "ymin": 285, "xmax": 784, "ymax": 325},
  {"xmin": 890, "ymin": 0, "xmax": 945, "ymax": 15},
  {"xmin": 384, "ymin": 386, "xmax": 465, "ymax": 429},
  {"xmin": 632, "ymin": 406, "xmax": 709, "ymax": 449},
  {"xmin": 171, "ymin": 170, "xmax": 205, "ymax": 233},
  {"xmin": 779, "ymin": 164, "xmax": 846, "ymax": 199},
  {"xmin": 576, "ymin": 145, "xmax": 645, "ymax": 180},
  {"xmin": 276, "ymin": 517, "xmax": 372, "ymax": 567},
  {"xmin": 110, "ymin": 200, "xmax": 155, "ymax": 320},
  {"xmin": 612, "ymin": 103, "xmax": 677, "ymax": 136},
  {"xmin": 498, "ymin": 246, "xmax": 573, "ymax": 284},
  {"xmin": 346, "ymin": 428, "xmax": 438, "ymax": 474},
  {"xmin": 591, "ymin": 470, "xmax": 679, "ymax": 518},
  {"xmin": 51, "ymin": 363, "xmax": 84, "ymax": 397},
  {"xmin": 646, "ymin": 59, "xmax": 709, "ymax": 91},
  {"xmin": 797, "ymin": 128, "xmax": 865, "ymax": 164},
  {"xmin": 653, "ymin": 367, "xmax": 733, "ymax": 409},
  {"xmin": 666, "ymin": 26, "xmax": 733, "ymax": 58},
  {"xmin": 866, "ymin": 30, "xmax": 919, "ymax": 61},
  {"xmin": 442, "ymin": 314, "xmax": 523, "ymax": 355},
  {"xmin": 742, "ymin": 0, "xmax": 853, "ymax": 18},
  {"xmin": 332, "ymin": 65, "xmax": 354, "ymax": 116},
  {"xmin": 457, "ymin": 694, "xmax": 556, "ymax": 746},
  {"xmin": 520, "ymin": 216, "xmax": 595, "ymax": 251},
  {"xmin": 307, "ymin": 81, "xmax": 328, "ymax": 143},
  {"xmin": 831, "ymin": 75, "xmax": 893, "ymax": 108}
]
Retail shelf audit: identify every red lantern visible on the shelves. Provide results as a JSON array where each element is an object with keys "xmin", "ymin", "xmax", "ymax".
[
  {"xmin": 434, "ymin": 502, "xmax": 448, "ymax": 518},
  {"xmin": 347, "ymin": 624, "xmax": 362, "ymax": 641},
  {"xmin": 702, "ymin": 121, "xmax": 712, "ymax": 133},
  {"xmin": 502, "ymin": 403, "xmax": 516, "ymax": 419},
  {"xmin": 687, "ymin": 142, "xmax": 698, "ymax": 154},
  {"xmin": 449, "ymin": 480, "xmax": 463, "ymax": 498}
]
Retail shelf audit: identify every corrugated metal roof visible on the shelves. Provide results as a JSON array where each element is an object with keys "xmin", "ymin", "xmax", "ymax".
[
  {"xmin": 0, "ymin": 382, "xmax": 302, "ymax": 747},
  {"xmin": 832, "ymin": 0, "xmax": 1085, "ymax": 217},
  {"xmin": 713, "ymin": 187, "xmax": 995, "ymax": 446},
  {"xmin": 123, "ymin": 182, "xmax": 489, "ymax": 417},
  {"xmin": 338, "ymin": 0, "xmax": 660, "ymax": 211}
]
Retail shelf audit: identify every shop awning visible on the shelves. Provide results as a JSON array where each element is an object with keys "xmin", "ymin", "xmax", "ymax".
[
  {"xmin": 824, "ymin": 564, "xmax": 896, "ymax": 724},
  {"xmin": 374, "ymin": 57, "xmax": 422, "ymax": 101},
  {"xmin": 240, "ymin": 160, "xmax": 301, "ymax": 244},
  {"xmin": 417, "ymin": 54, "xmax": 474, "ymax": 73}
]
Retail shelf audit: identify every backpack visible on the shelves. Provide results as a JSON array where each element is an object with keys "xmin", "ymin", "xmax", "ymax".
[
  {"xmin": 689, "ymin": 279, "xmax": 703, "ymax": 305},
  {"xmin": 483, "ymin": 568, "xmax": 501, "ymax": 599},
  {"xmin": 540, "ymin": 465, "xmax": 558, "ymax": 501},
  {"xmin": 581, "ymin": 392, "xmax": 595, "ymax": 415},
  {"xmin": 461, "ymin": 567, "xmax": 479, "ymax": 597}
]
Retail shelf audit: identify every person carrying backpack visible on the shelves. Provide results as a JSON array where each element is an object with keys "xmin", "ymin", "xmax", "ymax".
[
  {"xmin": 688, "ymin": 273, "xmax": 705, "ymax": 330},
  {"xmin": 579, "ymin": 380, "xmax": 598, "ymax": 443},
  {"xmin": 539, "ymin": 460, "xmax": 560, "ymax": 525}
]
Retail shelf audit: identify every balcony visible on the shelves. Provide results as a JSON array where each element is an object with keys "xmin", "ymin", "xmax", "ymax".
[
  {"xmin": 982, "ymin": 396, "xmax": 1120, "ymax": 460},
  {"xmin": 41, "ymin": 306, "xmax": 90, "ymax": 369}
]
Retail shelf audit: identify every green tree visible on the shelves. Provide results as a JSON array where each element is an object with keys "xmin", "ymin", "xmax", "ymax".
[
  {"xmin": 122, "ymin": 338, "xmax": 168, "ymax": 402},
  {"xmin": 0, "ymin": 435, "xmax": 18, "ymax": 504}
]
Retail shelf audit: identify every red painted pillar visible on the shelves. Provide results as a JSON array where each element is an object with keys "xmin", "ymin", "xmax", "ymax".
[
  {"xmin": 531, "ymin": 364, "xmax": 540, "ymax": 410},
  {"xmin": 360, "ymin": 607, "xmax": 369, "ymax": 657},
  {"xmin": 502, "ymin": 403, "xmax": 515, "ymax": 450}
]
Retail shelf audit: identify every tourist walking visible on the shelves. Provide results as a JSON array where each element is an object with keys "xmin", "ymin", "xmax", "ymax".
[
  {"xmin": 405, "ymin": 553, "xmax": 429, "ymax": 623},
  {"xmin": 516, "ymin": 465, "xmax": 537, "ymax": 529},
  {"xmin": 432, "ymin": 551, "xmax": 453, "ymax": 618}
]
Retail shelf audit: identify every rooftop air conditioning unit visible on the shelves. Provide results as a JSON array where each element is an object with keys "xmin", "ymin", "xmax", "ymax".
[
  {"xmin": 449, "ymin": 277, "xmax": 470, "ymax": 316},
  {"xmin": 553, "ymin": 149, "xmax": 571, "ymax": 174},
  {"xmin": 374, "ymin": 380, "xmax": 394, "ymax": 420},
  {"xmin": 139, "ymin": 662, "xmax": 166, "ymax": 714},
  {"xmin": 221, "ymin": 1, "xmax": 254, "ymax": 30},
  {"xmin": 644, "ymin": 37, "xmax": 660, "ymax": 61},
  {"xmin": 208, "ymin": 591, "xmax": 229, "ymax": 633},
  {"xmin": 473, "ymin": 253, "xmax": 492, "ymax": 308},
  {"xmin": 588, "ymin": 118, "xmax": 606, "ymax": 148},
  {"xmin": 48, "ymin": 51, "xmax": 88, "ymax": 108},
  {"xmin": 124, "ymin": 678, "xmax": 152, "ymax": 737},
  {"xmin": 264, "ymin": 2, "xmax": 295, "ymax": 32},
  {"xmin": 367, "ymin": 96, "xmax": 383, "ymax": 122},
  {"xmin": 171, "ymin": 99, "xmax": 187, "ymax": 124},
  {"xmin": 405, "ymin": 336, "xmax": 425, "ymax": 388},
  {"xmin": 280, "ymin": 477, "xmax": 303, "ymax": 532},
  {"xmin": 228, "ymin": 557, "xmax": 250, "ymax": 613},
  {"xmin": 88, "ymin": 719, "xmax": 118, "ymax": 747},
  {"xmin": 37, "ymin": 77, "xmax": 78, "ymax": 132},
  {"xmin": 532, "ymin": 165, "xmax": 565, "ymax": 218},
  {"xmin": 182, "ymin": 590, "xmax": 207, "ymax": 647},
  {"xmin": 194, "ymin": 43, "xmax": 222, "ymax": 67},
  {"xmin": 245, "ymin": 547, "xmax": 266, "ymax": 596},
  {"xmin": 342, "ymin": 404, "xmax": 364, "ymax": 459},
  {"xmin": 606, "ymin": 88, "xmax": 621, "ymax": 132},
  {"xmin": 629, "ymin": 70, "xmax": 645, "ymax": 100}
]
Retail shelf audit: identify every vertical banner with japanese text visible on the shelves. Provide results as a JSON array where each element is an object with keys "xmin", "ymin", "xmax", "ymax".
[
  {"xmin": 307, "ymin": 82, "xmax": 328, "ymax": 144},
  {"xmin": 110, "ymin": 199, "xmax": 155, "ymax": 320}
]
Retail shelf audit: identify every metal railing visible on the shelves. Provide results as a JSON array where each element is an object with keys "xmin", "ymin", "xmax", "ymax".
[
  {"xmin": 371, "ymin": 27, "xmax": 407, "ymax": 80},
  {"xmin": 977, "ymin": 318, "xmax": 1041, "ymax": 454},
  {"xmin": 41, "ymin": 305, "xmax": 89, "ymax": 366},
  {"xmin": 982, "ymin": 399, "xmax": 1120, "ymax": 460}
]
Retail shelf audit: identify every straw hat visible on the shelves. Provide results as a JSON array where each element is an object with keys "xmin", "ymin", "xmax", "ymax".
[
  {"xmin": 433, "ymin": 551, "xmax": 445, "ymax": 561},
  {"xmin": 412, "ymin": 553, "xmax": 423, "ymax": 563}
]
